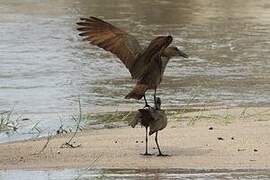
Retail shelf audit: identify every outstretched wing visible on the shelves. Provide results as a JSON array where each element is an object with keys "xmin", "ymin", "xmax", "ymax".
[
  {"xmin": 77, "ymin": 17, "xmax": 142, "ymax": 72},
  {"xmin": 149, "ymin": 110, "xmax": 167, "ymax": 135}
]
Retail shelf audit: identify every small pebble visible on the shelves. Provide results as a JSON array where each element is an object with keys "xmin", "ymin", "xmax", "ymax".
[
  {"xmin": 209, "ymin": 127, "xmax": 213, "ymax": 130},
  {"xmin": 135, "ymin": 141, "xmax": 138, "ymax": 143},
  {"xmin": 254, "ymin": 149, "xmax": 258, "ymax": 152},
  {"xmin": 217, "ymin": 137, "xmax": 224, "ymax": 141},
  {"xmin": 231, "ymin": 137, "xmax": 234, "ymax": 140},
  {"xmin": 57, "ymin": 151, "xmax": 61, "ymax": 154},
  {"xmin": 141, "ymin": 141, "xmax": 143, "ymax": 143},
  {"xmin": 114, "ymin": 141, "xmax": 117, "ymax": 143}
]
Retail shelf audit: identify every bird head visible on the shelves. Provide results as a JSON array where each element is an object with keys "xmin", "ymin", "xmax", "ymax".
[
  {"xmin": 163, "ymin": 46, "xmax": 188, "ymax": 58},
  {"xmin": 155, "ymin": 97, "xmax": 162, "ymax": 110}
]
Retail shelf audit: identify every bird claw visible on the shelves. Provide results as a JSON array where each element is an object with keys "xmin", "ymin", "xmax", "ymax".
[
  {"xmin": 157, "ymin": 153, "xmax": 170, "ymax": 157},
  {"xmin": 144, "ymin": 104, "xmax": 150, "ymax": 108},
  {"xmin": 140, "ymin": 152, "xmax": 153, "ymax": 156}
]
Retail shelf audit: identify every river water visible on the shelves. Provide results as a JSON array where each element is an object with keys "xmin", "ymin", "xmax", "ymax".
[{"xmin": 0, "ymin": 0, "xmax": 270, "ymax": 142}]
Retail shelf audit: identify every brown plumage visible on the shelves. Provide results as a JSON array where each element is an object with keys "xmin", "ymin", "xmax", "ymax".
[
  {"xmin": 77, "ymin": 17, "xmax": 188, "ymax": 106},
  {"xmin": 129, "ymin": 97, "xmax": 168, "ymax": 156}
]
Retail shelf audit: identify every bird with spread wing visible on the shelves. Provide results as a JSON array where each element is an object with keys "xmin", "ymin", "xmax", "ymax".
[{"xmin": 77, "ymin": 17, "xmax": 188, "ymax": 106}]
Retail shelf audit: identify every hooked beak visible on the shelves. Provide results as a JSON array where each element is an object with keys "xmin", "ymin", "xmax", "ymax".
[{"xmin": 177, "ymin": 50, "xmax": 189, "ymax": 58}]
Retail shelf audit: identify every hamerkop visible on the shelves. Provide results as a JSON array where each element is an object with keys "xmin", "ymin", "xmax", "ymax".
[
  {"xmin": 129, "ymin": 97, "xmax": 168, "ymax": 156},
  {"xmin": 77, "ymin": 17, "xmax": 188, "ymax": 106}
]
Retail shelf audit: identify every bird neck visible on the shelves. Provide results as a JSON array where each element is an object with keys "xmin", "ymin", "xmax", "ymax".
[
  {"xmin": 155, "ymin": 103, "xmax": 161, "ymax": 110},
  {"xmin": 161, "ymin": 51, "xmax": 172, "ymax": 59}
]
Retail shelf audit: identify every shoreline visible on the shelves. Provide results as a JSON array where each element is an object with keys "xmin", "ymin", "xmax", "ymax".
[{"xmin": 0, "ymin": 106, "xmax": 270, "ymax": 170}]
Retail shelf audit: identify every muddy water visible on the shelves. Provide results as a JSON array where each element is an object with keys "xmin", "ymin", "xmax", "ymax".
[
  {"xmin": 0, "ymin": 0, "xmax": 270, "ymax": 142},
  {"xmin": 1, "ymin": 169, "xmax": 270, "ymax": 180}
]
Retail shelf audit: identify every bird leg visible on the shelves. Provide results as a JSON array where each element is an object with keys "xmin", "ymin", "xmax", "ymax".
[
  {"xmin": 141, "ymin": 127, "xmax": 152, "ymax": 156},
  {"xmin": 154, "ymin": 88, "xmax": 157, "ymax": 106},
  {"xmin": 143, "ymin": 95, "xmax": 150, "ymax": 108},
  {"xmin": 155, "ymin": 131, "xmax": 168, "ymax": 156}
]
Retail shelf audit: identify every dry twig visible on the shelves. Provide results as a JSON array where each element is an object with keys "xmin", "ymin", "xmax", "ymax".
[{"xmin": 61, "ymin": 97, "xmax": 83, "ymax": 148}]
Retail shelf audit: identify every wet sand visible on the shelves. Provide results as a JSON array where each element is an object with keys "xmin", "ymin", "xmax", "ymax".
[{"xmin": 0, "ymin": 107, "xmax": 270, "ymax": 170}]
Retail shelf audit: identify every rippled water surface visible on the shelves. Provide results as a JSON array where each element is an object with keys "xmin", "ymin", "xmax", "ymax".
[{"xmin": 0, "ymin": 0, "xmax": 270, "ymax": 141}]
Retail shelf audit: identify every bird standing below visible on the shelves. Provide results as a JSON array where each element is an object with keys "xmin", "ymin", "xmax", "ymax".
[
  {"xmin": 129, "ymin": 97, "xmax": 168, "ymax": 156},
  {"xmin": 77, "ymin": 17, "xmax": 188, "ymax": 107}
]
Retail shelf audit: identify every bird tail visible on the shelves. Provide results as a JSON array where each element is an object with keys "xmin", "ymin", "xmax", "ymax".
[{"xmin": 125, "ymin": 84, "xmax": 148, "ymax": 100}]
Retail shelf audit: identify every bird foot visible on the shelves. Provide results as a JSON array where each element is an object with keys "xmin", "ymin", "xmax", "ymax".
[
  {"xmin": 157, "ymin": 153, "xmax": 170, "ymax": 157},
  {"xmin": 140, "ymin": 152, "xmax": 153, "ymax": 156},
  {"xmin": 144, "ymin": 104, "xmax": 151, "ymax": 108}
]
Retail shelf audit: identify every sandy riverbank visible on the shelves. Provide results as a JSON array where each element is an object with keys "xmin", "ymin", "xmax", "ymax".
[{"xmin": 0, "ymin": 107, "xmax": 270, "ymax": 170}]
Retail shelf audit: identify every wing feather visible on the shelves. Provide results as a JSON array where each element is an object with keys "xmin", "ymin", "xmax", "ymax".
[{"xmin": 77, "ymin": 17, "xmax": 142, "ymax": 72}]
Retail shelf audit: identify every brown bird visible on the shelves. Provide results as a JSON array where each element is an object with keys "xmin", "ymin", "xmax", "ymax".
[
  {"xmin": 77, "ymin": 17, "xmax": 188, "ymax": 106},
  {"xmin": 129, "ymin": 97, "xmax": 168, "ymax": 156}
]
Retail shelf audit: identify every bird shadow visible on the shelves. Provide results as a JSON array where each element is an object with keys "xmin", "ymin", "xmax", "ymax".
[{"xmin": 165, "ymin": 146, "xmax": 212, "ymax": 157}]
